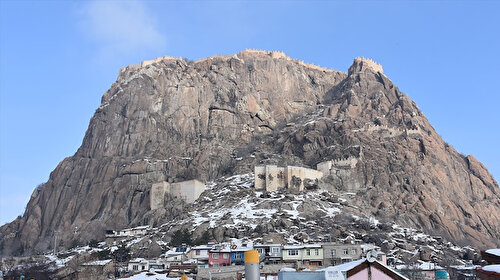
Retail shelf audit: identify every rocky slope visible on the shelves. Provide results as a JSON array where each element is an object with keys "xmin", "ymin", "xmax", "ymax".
[{"xmin": 1, "ymin": 50, "xmax": 498, "ymax": 256}]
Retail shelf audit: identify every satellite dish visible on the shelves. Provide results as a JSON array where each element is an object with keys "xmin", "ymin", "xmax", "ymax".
[{"xmin": 367, "ymin": 249, "xmax": 378, "ymax": 263}]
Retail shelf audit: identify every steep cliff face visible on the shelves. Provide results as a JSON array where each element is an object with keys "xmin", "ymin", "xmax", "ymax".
[{"xmin": 0, "ymin": 51, "xmax": 498, "ymax": 255}]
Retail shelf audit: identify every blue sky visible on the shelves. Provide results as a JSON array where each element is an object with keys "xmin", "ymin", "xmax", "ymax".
[{"xmin": 0, "ymin": 1, "xmax": 499, "ymax": 225}]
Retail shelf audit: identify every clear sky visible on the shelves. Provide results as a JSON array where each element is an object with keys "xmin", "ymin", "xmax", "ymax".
[{"xmin": 0, "ymin": 1, "xmax": 499, "ymax": 226}]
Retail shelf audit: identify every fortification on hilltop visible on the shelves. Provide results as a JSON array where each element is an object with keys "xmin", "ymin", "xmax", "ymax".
[
  {"xmin": 348, "ymin": 57, "xmax": 384, "ymax": 74},
  {"xmin": 255, "ymin": 165, "xmax": 323, "ymax": 192},
  {"xmin": 119, "ymin": 49, "xmax": 336, "ymax": 78}
]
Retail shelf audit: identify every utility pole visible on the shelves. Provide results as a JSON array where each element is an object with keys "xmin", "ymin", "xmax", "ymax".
[{"xmin": 53, "ymin": 231, "xmax": 59, "ymax": 256}]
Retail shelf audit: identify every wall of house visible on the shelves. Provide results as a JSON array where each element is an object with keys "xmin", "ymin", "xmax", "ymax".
[
  {"xmin": 282, "ymin": 248, "xmax": 304, "ymax": 262},
  {"xmin": 302, "ymin": 247, "xmax": 323, "ymax": 261},
  {"xmin": 349, "ymin": 266, "xmax": 396, "ymax": 280},
  {"xmin": 323, "ymin": 244, "xmax": 362, "ymax": 265}
]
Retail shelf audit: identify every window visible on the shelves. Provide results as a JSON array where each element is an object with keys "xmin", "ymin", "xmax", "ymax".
[
  {"xmin": 223, "ymin": 253, "xmax": 228, "ymax": 259},
  {"xmin": 213, "ymin": 253, "xmax": 219, "ymax": 259},
  {"xmin": 306, "ymin": 249, "xmax": 311, "ymax": 256},
  {"xmin": 331, "ymin": 249, "xmax": 336, "ymax": 256},
  {"xmin": 351, "ymin": 249, "xmax": 357, "ymax": 255},
  {"xmin": 272, "ymin": 247, "xmax": 279, "ymax": 253},
  {"xmin": 132, "ymin": 265, "xmax": 138, "ymax": 270},
  {"xmin": 343, "ymin": 249, "xmax": 349, "ymax": 255},
  {"xmin": 315, "ymin": 249, "xmax": 319, "ymax": 255},
  {"xmin": 196, "ymin": 250, "xmax": 200, "ymax": 255},
  {"xmin": 288, "ymin": 250, "xmax": 299, "ymax": 256},
  {"xmin": 257, "ymin": 248, "xmax": 264, "ymax": 254}
]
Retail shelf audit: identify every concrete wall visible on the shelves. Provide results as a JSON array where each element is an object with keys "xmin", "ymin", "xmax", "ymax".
[
  {"xmin": 254, "ymin": 165, "xmax": 323, "ymax": 192},
  {"xmin": 254, "ymin": 166, "xmax": 266, "ymax": 189},
  {"xmin": 286, "ymin": 166, "xmax": 323, "ymax": 191},
  {"xmin": 150, "ymin": 182, "xmax": 168, "ymax": 210},
  {"xmin": 169, "ymin": 179, "xmax": 205, "ymax": 204},
  {"xmin": 150, "ymin": 179, "xmax": 205, "ymax": 209},
  {"xmin": 323, "ymin": 244, "xmax": 362, "ymax": 266},
  {"xmin": 266, "ymin": 166, "xmax": 286, "ymax": 192}
]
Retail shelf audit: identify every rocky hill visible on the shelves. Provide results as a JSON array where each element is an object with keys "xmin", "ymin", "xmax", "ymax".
[{"xmin": 1, "ymin": 50, "xmax": 499, "ymax": 256}]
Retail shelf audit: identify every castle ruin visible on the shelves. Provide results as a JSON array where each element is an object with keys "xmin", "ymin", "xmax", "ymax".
[
  {"xmin": 254, "ymin": 165, "xmax": 323, "ymax": 192},
  {"xmin": 150, "ymin": 179, "xmax": 205, "ymax": 210}
]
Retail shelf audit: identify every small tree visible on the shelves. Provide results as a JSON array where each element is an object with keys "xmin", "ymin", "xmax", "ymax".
[
  {"xmin": 194, "ymin": 230, "xmax": 212, "ymax": 245},
  {"xmin": 89, "ymin": 239, "xmax": 99, "ymax": 248},
  {"xmin": 113, "ymin": 245, "xmax": 130, "ymax": 263},
  {"xmin": 92, "ymin": 248, "xmax": 111, "ymax": 260},
  {"xmin": 170, "ymin": 228, "xmax": 193, "ymax": 246}
]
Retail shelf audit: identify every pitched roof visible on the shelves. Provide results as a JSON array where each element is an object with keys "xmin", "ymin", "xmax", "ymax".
[{"xmin": 322, "ymin": 259, "xmax": 408, "ymax": 280}]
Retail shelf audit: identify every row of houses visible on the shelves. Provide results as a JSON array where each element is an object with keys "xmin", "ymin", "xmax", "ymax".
[{"xmin": 127, "ymin": 242, "xmax": 385, "ymax": 273}]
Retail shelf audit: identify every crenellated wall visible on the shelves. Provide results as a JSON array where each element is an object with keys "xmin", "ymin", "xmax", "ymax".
[
  {"xmin": 317, "ymin": 156, "xmax": 359, "ymax": 174},
  {"xmin": 359, "ymin": 123, "xmax": 422, "ymax": 138}
]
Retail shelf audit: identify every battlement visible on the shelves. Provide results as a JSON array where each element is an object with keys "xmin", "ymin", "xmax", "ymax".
[
  {"xmin": 120, "ymin": 50, "xmax": 337, "ymax": 78},
  {"xmin": 348, "ymin": 57, "xmax": 383, "ymax": 75},
  {"xmin": 361, "ymin": 123, "xmax": 421, "ymax": 137},
  {"xmin": 238, "ymin": 49, "xmax": 288, "ymax": 59},
  {"xmin": 140, "ymin": 56, "xmax": 182, "ymax": 67},
  {"xmin": 317, "ymin": 156, "xmax": 359, "ymax": 174}
]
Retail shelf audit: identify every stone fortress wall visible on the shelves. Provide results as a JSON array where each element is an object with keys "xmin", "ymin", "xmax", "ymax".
[
  {"xmin": 120, "ymin": 49, "xmax": 335, "ymax": 77},
  {"xmin": 150, "ymin": 179, "xmax": 205, "ymax": 210},
  {"xmin": 350, "ymin": 57, "xmax": 384, "ymax": 74},
  {"xmin": 317, "ymin": 156, "xmax": 359, "ymax": 174},
  {"xmin": 358, "ymin": 123, "xmax": 421, "ymax": 138},
  {"xmin": 254, "ymin": 165, "xmax": 323, "ymax": 192}
]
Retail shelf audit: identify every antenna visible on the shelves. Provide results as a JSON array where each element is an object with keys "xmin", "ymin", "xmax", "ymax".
[{"xmin": 367, "ymin": 249, "xmax": 378, "ymax": 263}]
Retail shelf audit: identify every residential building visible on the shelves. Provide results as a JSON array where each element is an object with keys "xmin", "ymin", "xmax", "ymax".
[
  {"xmin": 321, "ymin": 258, "xmax": 409, "ymax": 280},
  {"xmin": 255, "ymin": 244, "xmax": 282, "ymax": 264},
  {"xmin": 128, "ymin": 258, "xmax": 149, "ymax": 272},
  {"xmin": 208, "ymin": 246, "xmax": 231, "ymax": 267},
  {"xmin": 395, "ymin": 262, "xmax": 449, "ymax": 280},
  {"xmin": 323, "ymin": 244, "xmax": 362, "ymax": 266},
  {"xmin": 282, "ymin": 244, "xmax": 323, "ymax": 266},
  {"xmin": 188, "ymin": 244, "xmax": 213, "ymax": 268},
  {"xmin": 282, "ymin": 245, "xmax": 304, "ymax": 265},
  {"xmin": 303, "ymin": 244, "xmax": 323, "ymax": 266},
  {"xmin": 477, "ymin": 248, "xmax": 500, "ymax": 280}
]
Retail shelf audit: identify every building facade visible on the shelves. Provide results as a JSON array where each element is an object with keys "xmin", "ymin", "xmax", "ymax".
[
  {"xmin": 255, "ymin": 244, "xmax": 282, "ymax": 264},
  {"xmin": 323, "ymin": 244, "xmax": 363, "ymax": 266}
]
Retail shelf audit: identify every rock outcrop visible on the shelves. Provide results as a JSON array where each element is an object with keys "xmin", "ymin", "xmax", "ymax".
[{"xmin": 0, "ymin": 51, "xmax": 498, "ymax": 256}]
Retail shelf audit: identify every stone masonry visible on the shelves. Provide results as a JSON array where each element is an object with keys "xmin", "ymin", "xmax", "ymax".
[
  {"xmin": 254, "ymin": 165, "xmax": 323, "ymax": 192},
  {"xmin": 150, "ymin": 179, "xmax": 205, "ymax": 209}
]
